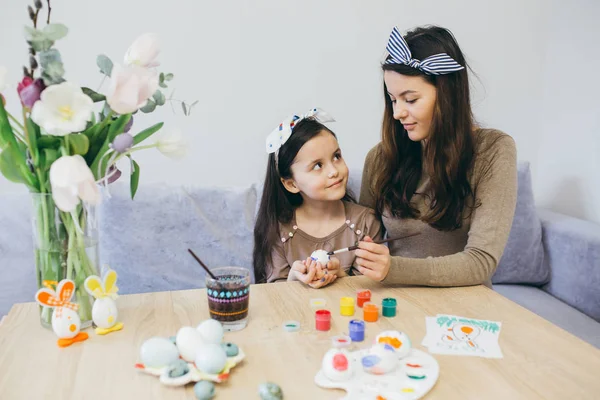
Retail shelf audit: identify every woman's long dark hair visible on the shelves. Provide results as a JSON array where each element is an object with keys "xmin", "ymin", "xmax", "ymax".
[
  {"xmin": 375, "ymin": 25, "xmax": 478, "ymax": 231},
  {"xmin": 253, "ymin": 118, "xmax": 354, "ymax": 283}
]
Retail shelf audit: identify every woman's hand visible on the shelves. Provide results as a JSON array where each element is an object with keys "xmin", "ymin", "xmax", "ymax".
[{"xmin": 355, "ymin": 236, "xmax": 391, "ymax": 281}]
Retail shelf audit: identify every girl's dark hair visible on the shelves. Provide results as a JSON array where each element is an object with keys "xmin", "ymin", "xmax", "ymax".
[
  {"xmin": 253, "ymin": 118, "xmax": 354, "ymax": 283},
  {"xmin": 375, "ymin": 25, "xmax": 479, "ymax": 231}
]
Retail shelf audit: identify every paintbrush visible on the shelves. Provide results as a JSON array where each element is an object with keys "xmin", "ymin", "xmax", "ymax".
[
  {"xmin": 327, "ymin": 232, "xmax": 421, "ymax": 255},
  {"xmin": 187, "ymin": 248, "xmax": 223, "ymax": 286}
]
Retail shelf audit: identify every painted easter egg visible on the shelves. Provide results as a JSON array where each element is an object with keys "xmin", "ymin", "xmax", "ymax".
[
  {"xmin": 258, "ymin": 382, "xmax": 283, "ymax": 400},
  {"xmin": 197, "ymin": 319, "xmax": 224, "ymax": 345},
  {"xmin": 195, "ymin": 343, "xmax": 228, "ymax": 374},
  {"xmin": 321, "ymin": 348, "xmax": 353, "ymax": 381},
  {"xmin": 221, "ymin": 342, "xmax": 239, "ymax": 357},
  {"xmin": 375, "ymin": 330, "xmax": 412, "ymax": 358},
  {"xmin": 176, "ymin": 326, "xmax": 206, "ymax": 362},
  {"xmin": 310, "ymin": 249, "xmax": 330, "ymax": 267},
  {"xmin": 52, "ymin": 307, "xmax": 80, "ymax": 339},
  {"xmin": 140, "ymin": 337, "xmax": 180, "ymax": 368},
  {"xmin": 92, "ymin": 297, "xmax": 118, "ymax": 329},
  {"xmin": 194, "ymin": 381, "xmax": 216, "ymax": 399},
  {"xmin": 361, "ymin": 343, "xmax": 398, "ymax": 375}
]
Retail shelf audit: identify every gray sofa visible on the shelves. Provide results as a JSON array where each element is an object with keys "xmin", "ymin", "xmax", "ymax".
[{"xmin": 1, "ymin": 162, "xmax": 599, "ymax": 348}]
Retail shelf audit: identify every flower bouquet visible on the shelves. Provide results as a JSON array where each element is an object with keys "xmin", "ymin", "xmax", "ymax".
[{"xmin": 0, "ymin": 0, "xmax": 193, "ymax": 328}]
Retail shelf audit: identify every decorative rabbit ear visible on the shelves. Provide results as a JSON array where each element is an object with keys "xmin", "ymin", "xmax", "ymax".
[
  {"xmin": 103, "ymin": 269, "xmax": 118, "ymax": 295},
  {"xmin": 84, "ymin": 275, "xmax": 104, "ymax": 298},
  {"xmin": 56, "ymin": 279, "xmax": 75, "ymax": 302},
  {"xmin": 35, "ymin": 288, "xmax": 58, "ymax": 308}
]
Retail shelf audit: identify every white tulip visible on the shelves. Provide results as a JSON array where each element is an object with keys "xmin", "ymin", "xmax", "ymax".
[
  {"xmin": 50, "ymin": 155, "xmax": 101, "ymax": 212},
  {"xmin": 30, "ymin": 82, "xmax": 94, "ymax": 136},
  {"xmin": 107, "ymin": 64, "xmax": 158, "ymax": 115},
  {"xmin": 156, "ymin": 129, "xmax": 187, "ymax": 159},
  {"xmin": 0, "ymin": 66, "xmax": 7, "ymax": 93},
  {"xmin": 124, "ymin": 33, "xmax": 160, "ymax": 68}
]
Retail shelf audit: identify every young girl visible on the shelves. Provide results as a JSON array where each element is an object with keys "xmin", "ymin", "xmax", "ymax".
[{"xmin": 253, "ymin": 108, "xmax": 382, "ymax": 286}]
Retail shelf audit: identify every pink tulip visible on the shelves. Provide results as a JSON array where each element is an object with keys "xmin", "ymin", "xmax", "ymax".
[{"xmin": 106, "ymin": 64, "xmax": 158, "ymax": 115}]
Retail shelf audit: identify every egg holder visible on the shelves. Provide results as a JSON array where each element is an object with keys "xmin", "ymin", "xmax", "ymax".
[
  {"xmin": 315, "ymin": 331, "xmax": 440, "ymax": 400},
  {"xmin": 135, "ymin": 348, "xmax": 246, "ymax": 387}
]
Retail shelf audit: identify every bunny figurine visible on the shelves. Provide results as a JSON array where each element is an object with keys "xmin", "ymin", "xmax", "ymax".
[
  {"xmin": 35, "ymin": 279, "xmax": 89, "ymax": 348},
  {"xmin": 84, "ymin": 267, "xmax": 124, "ymax": 335}
]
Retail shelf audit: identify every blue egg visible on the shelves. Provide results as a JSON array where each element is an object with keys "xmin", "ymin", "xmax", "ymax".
[
  {"xmin": 221, "ymin": 342, "xmax": 239, "ymax": 357},
  {"xmin": 194, "ymin": 381, "xmax": 215, "ymax": 399},
  {"xmin": 258, "ymin": 382, "xmax": 283, "ymax": 400},
  {"xmin": 167, "ymin": 359, "xmax": 190, "ymax": 378}
]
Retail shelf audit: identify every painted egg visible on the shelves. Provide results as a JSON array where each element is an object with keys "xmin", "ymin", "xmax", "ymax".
[
  {"xmin": 321, "ymin": 348, "xmax": 353, "ymax": 381},
  {"xmin": 375, "ymin": 330, "xmax": 412, "ymax": 358},
  {"xmin": 195, "ymin": 343, "xmax": 228, "ymax": 374},
  {"xmin": 197, "ymin": 319, "xmax": 224, "ymax": 344},
  {"xmin": 92, "ymin": 298, "xmax": 118, "ymax": 329},
  {"xmin": 194, "ymin": 381, "xmax": 216, "ymax": 399},
  {"xmin": 310, "ymin": 249, "xmax": 330, "ymax": 267},
  {"xmin": 140, "ymin": 337, "xmax": 180, "ymax": 368},
  {"xmin": 52, "ymin": 307, "xmax": 80, "ymax": 339},
  {"xmin": 221, "ymin": 342, "xmax": 239, "ymax": 357},
  {"xmin": 176, "ymin": 326, "xmax": 206, "ymax": 362},
  {"xmin": 167, "ymin": 359, "xmax": 190, "ymax": 378},
  {"xmin": 258, "ymin": 382, "xmax": 283, "ymax": 400},
  {"xmin": 361, "ymin": 343, "xmax": 398, "ymax": 375}
]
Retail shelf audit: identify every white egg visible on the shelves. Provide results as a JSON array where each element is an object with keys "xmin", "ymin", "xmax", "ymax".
[
  {"xmin": 310, "ymin": 249, "xmax": 330, "ymax": 266},
  {"xmin": 195, "ymin": 343, "xmax": 228, "ymax": 374},
  {"xmin": 196, "ymin": 319, "xmax": 224, "ymax": 345},
  {"xmin": 322, "ymin": 348, "xmax": 353, "ymax": 381},
  {"xmin": 361, "ymin": 343, "xmax": 398, "ymax": 375},
  {"xmin": 176, "ymin": 326, "xmax": 206, "ymax": 362},
  {"xmin": 51, "ymin": 307, "xmax": 80, "ymax": 339},
  {"xmin": 140, "ymin": 337, "xmax": 180, "ymax": 368},
  {"xmin": 92, "ymin": 298, "xmax": 118, "ymax": 329},
  {"xmin": 375, "ymin": 330, "xmax": 412, "ymax": 359}
]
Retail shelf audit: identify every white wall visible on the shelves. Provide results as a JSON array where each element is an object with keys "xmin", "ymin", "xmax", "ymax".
[{"xmin": 1, "ymin": 0, "xmax": 598, "ymax": 223}]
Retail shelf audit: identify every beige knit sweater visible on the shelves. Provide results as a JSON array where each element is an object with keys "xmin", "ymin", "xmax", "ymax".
[{"xmin": 359, "ymin": 129, "xmax": 517, "ymax": 287}]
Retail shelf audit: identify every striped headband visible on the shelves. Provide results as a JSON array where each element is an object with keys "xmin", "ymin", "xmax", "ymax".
[{"xmin": 385, "ymin": 26, "xmax": 464, "ymax": 75}]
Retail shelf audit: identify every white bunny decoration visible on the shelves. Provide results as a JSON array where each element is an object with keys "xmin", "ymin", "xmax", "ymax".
[
  {"xmin": 35, "ymin": 279, "xmax": 89, "ymax": 347},
  {"xmin": 84, "ymin": 266, "xmax": 124, "ymax": 335}
]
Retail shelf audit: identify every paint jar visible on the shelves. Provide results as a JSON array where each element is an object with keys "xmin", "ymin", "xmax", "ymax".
[
  {"xmin": 315, "ymin": 309, "xmax": 331, "ymax": 331},
  {"xmin": 363, "ymin": 302, "xmax": 379, "ymax": 322},
  {"xmin": 356, "ymin": 289, "xmax": 371, "ymax": 307},
  {"xmin": 382, "ymin": 298, "xmax": 397, "ymax": 317},
  {"xmin": 349, "ymin": 319, "xmax": 365, "ymax": 342},
  {"xmin": 340, "ymin": 297, "xmax": 355, "ymax": 316},
  {"xmin": 331, "ymin": 335, "xmax": 352, "ymax": 348}
]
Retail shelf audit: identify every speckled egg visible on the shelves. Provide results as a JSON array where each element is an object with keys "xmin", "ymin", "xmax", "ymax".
[
  {"xmin": 194, "ymin": 344, "xmax": 227, "ymax": 374},
  {"xmin": 258, "ymin": 382, "xmax": 283, "ymax": 400},
  {"xmin": 167, "ymin": 359, "xmax": 190, "ymax": 378},
  {"xmin": 140, "ymin": 337, "xmax": 180, "ymax": 368},
  {"xmin": 196, "ymin": 319, "xmax": 224, "ymax": 345},
  {"xmin": 194, "ymin": 381, "xmax": 216, "ymax": 400},
  {"xmin": 176, "ymin": 326, "xmax": 206, "ymax": 362},
  {"xmin": 221, "ymin": 342, "xmax": 239, "ymax": 357}
]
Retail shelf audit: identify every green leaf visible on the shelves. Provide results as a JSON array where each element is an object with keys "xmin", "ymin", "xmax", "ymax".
[
  {"xmin": 68, "ymin": 134, "xmax": 89, "ymax": 155},
  {"xmin": 38, "ymin": 49, "xmax": 62, "ymax": 68},
  {"xmin": 41, "ymin": 62, "xmax": 65, "ymax": 85},
  {"xmin": 84, "ymin": 125, "xmax": 108, "ymax": 165},
  {"xmin": 164, "ymin": 73, "xmax": 174, "ymax": 81},
  {"xmin": 0, "ymin": 146, "xmax": 26, "ymax": 184},
  {"xmin": 133, "ymin": 122, "xmax": 163, "ymax": 146},
  {"xmin": 82, "ymin": 87, "xmax": 106, "ymax": 102},
  {"xmin": 96, "ymin": 54, "xmax": 113, "ymax": 77},
  {"xmin": 43, "ymin": 24, "xmax": 69, "ymax": 41},
  {"xmin": 39, "ymin": 148, "xmax": 59, "ymax": 172},
  {"xmin": 90, "ymin": 114, "xmax": 131, "ymax": 179},
  {"xmin": 181, "ymin": 102, "xmax": 188, "ymax": 116},
  {"xmin": 140, "ymin": 99, "xmax": 156, "ymax": 113},
  {"xmin": 0, "ymin": 98, "xmax": 18, "ymax": 150},
  {"xmin": 159, "ymin": 72, "xmax": 165, "ymax": 83},
  {"xmin": 25, "ymin": 118, "xmax": 40, "ymax": 166},
  {"xmin": 129, "ymin": 158, "xmax": 140, "ymax": 200},
  {"xmin": 152, "ymin": 90, "xmax": 166, "ymax": 106},
  {"xmin": 37, "ymin": 135, "xmax": 61, "ymax": 149},
  {"xmin": 159, "ymin": 81, "xmax": 168, "ymax": 89}
]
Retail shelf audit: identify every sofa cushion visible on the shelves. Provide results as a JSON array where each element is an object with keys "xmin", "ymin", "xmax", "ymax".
[{"xmin": 494, "ymin": 284, "xmax": 600, "ymax": 348}]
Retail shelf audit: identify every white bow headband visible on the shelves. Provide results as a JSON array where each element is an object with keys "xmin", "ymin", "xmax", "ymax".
[{"xmin": 265, "ymin": 108, "xmax": 335, "ymax": 157}]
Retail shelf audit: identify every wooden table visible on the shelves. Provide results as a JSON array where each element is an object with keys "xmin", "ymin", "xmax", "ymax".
[{"xmin": 1, "ymin": 276, "xmax": 599, "ymax": 399}]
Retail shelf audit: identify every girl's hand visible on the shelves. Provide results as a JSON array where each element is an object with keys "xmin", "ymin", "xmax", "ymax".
[
  {"xmin": 326, "ymin": 256, "xmax": 344, "ymax": 277},
  {"xmin": 354, "ymin": 236, "xmax": 391, "ymax": 281},
  {"xmin": 308, "ymin": 260, "xmax": 337, "ymax": 289},
  {"xmin": 289, "ymin": 260, "xmax": 316, "ymax": 284}
]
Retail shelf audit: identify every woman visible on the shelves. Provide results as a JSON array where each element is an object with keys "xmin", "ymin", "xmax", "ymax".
[{"xmin": 356, "ymin": 26, "xmax": 517, "ymax": 287}]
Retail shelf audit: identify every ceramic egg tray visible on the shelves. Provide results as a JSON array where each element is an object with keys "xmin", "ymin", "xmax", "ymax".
[
  {"xmin": 315, "ymin": 348, "xmax": 439, "ymax": 400},
  {"xmin": 135, "ymin": 348, "xmax": 246, "ymax": 387}
]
